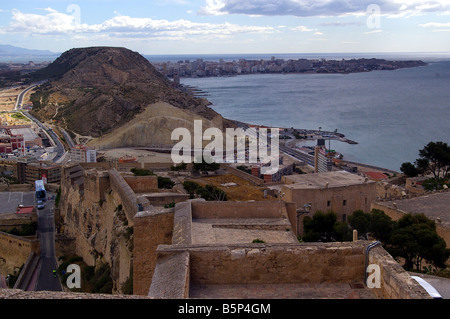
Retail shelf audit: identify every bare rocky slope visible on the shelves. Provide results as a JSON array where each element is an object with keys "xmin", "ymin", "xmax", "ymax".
[{"xmin": 28, "ymin": 46, "xmax": 234, "ymax": 144}]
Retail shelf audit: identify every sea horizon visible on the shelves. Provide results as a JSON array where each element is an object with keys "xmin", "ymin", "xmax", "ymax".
[
  {"xmin": 2, "ymin": 49, "xmax": 450, "ymax": 63},
  {"xmin": 145, "ymin": 51, "xmax": 450, "ymax": 63}
]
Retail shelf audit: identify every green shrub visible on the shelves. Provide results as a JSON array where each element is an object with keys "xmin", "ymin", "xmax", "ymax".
[
  {"xmin": 158, "ymin": 176, "xmax": 175, "ymax": 189},
  {"xmin": 130, "ymin": 168, "xmax": 154, "ymax": 176},
  {"xmin": 252, "ymin": 238, "xmax": 265, "ymax": 243}
]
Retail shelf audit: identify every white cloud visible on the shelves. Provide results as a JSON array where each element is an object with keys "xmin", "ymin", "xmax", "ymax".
[
  {"xmin": 2, "ymin": 8, "xmax": 275, "ymax": 40},
  {"xmin": 291, "ymin": 25, "xmax": 314, "ymax": 32},
  {"xmin": 364, "ymin": 29, "xmax": 383, "ymax": 34},
  {"xmin": 418, "ymin": 20, "xmax": 450, "ymax": 32},
  {"xmin": 419, "ymin": 21, "xmax": 450, "ymax": 27},
  {"xmin": 199, "ymin": 0, "xmax": 450, "ymax": 17},
  {"xmin": 199, "ymin": 0, "xmax": 227, "ymax": 15},
  {"xmin": 7, "ymin": 8, "xmax": 78, "ymax": 34}
]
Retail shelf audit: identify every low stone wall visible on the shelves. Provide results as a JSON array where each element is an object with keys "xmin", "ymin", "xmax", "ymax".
[
  {"xmin": 144, "ymin": 193, "xmax": 191, "ymax": 207},
  {"xmin": 191, "ymin": 200, "xmax": 286, "ymax": 219},
  {"xmin": 187, "ymin": 242, "xmax": 366, "ymax": 285},
  {"xmin": 0, "ymin": 213, "xmax": 37, "ymax": 232},
  {"xmin": 80, "ymin": 162, "xmax": 175, "ymax": 172},
  {"xmin": 123, "ymin": 175, "xmax": 158, "ymax": 193},
  {"xmin": 0, "ymin": 231, "xmax": 39, "ymax": 276},
  {"xmin": 172, "ymin": 201, "xmax": 193, "ymax": 245},
  {"xmin": 109, "ymin": 169, "xmax": 138, "ymax": 222},
  {"xmin": 368, "ymin": 245, "xmax": 430, "ymax": 299},
  {"xmin": 225, "ymin": 166, "xmax": 264, "ymax": 186},
  {"xmin": 0, "ymin": 184, "xmax": 33, "ymax": 192},
  {"xmin": 150, "ymin": 242, "xmax": 366, "ymax": 298},
  {"xmin": 149, "ymin": 241, "xmax": 432, "ymax": 299},
  {"xmin": 148, "ymin": 251, "xmax": 190, "ymax": 298}
]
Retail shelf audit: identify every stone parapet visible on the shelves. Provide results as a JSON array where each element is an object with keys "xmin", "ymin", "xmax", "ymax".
[
  {"xmin": 368, "ymin": 245, "xmax": 431, "ymax": 299},
  {"xmin": 0, "ymin": 231, "xmax": 39, "ymax": 276},
  {"xmin": 133, "ymin": 208, "xmax": 174, "ymax": 296},
  {"xmin": 109, "ymin": 169, "xmax": 138, "ymax": 222},
  {"xmin": 148, "ymin": 251, "xmax": 190, "ymax": 298}
]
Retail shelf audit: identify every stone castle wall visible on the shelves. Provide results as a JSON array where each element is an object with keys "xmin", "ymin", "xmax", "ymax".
[
  {"xmin": 109, "ymin": 169, "xmax": 138, "ymax": 224},
  {"xmin": 0, "ymin": 232, "xmax": 39, "ymax": 276},
  {"xmin": 123, "ymin": 175, "xmax": 158, "ymax": 193},
  {"xmin": 187, "ymin": 242, "xmax": 366, "ymax": 285},
  {"xmin": 368, "ymin": 245, "xmax": 430, "ymax": 299},
  {"xmin": 133, "ymin": 209, "xmax": 174, "ymax": 296},
  {"xmin": 58, "ymin": 167, "xmax": 135, "ymax": 293},
  {"xmin": 191, "ymin": 200, "xmax": 287, "ymax": 219},
  {"xmin": 149, "ymin": 241, "xmax": 431, "ymax": 299}
]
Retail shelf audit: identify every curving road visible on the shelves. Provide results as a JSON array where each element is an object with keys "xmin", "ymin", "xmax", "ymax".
[
  {"xmin": 23, "ymin": 111, "xmax": 66, "ymax": 162},
  {"xmin": 13, "ymin": 80, "xmax": 66, "ymax": 163},
  {"xmin": 35, "ymin": 197, "xmax": 62, "ymax": 292},
  {"xmin": 14, "ymin": 81, "xmax": 46, "ymax": 110}
]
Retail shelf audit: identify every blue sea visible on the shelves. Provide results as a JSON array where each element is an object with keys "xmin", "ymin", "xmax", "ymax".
[{"xmin": 177, "ymin": 53, "xmax": 450, "ymax": 172}]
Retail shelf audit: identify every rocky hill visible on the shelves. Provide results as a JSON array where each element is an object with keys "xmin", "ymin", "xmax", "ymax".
[{"xmin": 28, "ymin": 47, "xmax": 233, "ymax": 144}]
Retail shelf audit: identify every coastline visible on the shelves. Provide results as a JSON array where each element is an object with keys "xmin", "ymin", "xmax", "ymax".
[{"xmin": 154, "ymin": 57, "xmax": 427, "ymax": 80}]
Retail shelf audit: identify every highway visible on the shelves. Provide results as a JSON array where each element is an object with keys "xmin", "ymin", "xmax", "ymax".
[
  {"xmin": 14, "ymin": 81, "xmax": 46, "ymax": 110},
  {"xmin": 236, "ymin": 121, "xmax": 316, "ymax": 166},
  {"xmin": 23, "ymin": 111, "xmax": 66, "ymax": 162},
  {"xmin": 13, "ymin": 80, "xmax": 67, "ymax": 163},
  {"xmin": 60, "ymin": 128, "xmax": 75, "ymax": 148}
]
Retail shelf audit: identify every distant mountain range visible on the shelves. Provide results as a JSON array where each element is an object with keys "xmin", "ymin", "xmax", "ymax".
[{"xmin": 0, "ymin": 44, "xmax": 59, "ymax": 57}]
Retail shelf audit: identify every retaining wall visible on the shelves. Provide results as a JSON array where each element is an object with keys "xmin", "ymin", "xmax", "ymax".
[{"xmin": 0, "ymin": 231, "xmax": 39, "ymax": 276}]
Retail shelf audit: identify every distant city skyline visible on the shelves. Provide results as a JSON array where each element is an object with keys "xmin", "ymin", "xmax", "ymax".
[{"xmin": 1, "ymin": 0, "xmax": 450, "ymax": 55}]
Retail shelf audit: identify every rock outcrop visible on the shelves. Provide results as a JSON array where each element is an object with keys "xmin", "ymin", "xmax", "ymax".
[{"xmin": 29, "ymin": 46, "xmax": 234, "ymax": 142}]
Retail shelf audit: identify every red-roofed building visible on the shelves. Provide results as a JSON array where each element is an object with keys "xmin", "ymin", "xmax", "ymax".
[
  {"xmin": 365, "ymin": 172, "xmax": 388, "ymax": 181},
  {"xmin": 16, "ymin": 205, "xmax": 36, "ymax": 214}
]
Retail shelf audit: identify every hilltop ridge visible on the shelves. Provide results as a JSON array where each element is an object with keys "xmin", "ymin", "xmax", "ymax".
[{"xmin": 28, "ymin": 46, "xmax": 231, "ymax": 141}]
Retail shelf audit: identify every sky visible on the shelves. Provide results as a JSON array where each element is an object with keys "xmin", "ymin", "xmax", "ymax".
[{"xmin": 0, "ymin": 0, "xmax": 450, "ymax": 55}]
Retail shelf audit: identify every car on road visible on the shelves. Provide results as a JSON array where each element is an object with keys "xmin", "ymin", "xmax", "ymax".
[{"xmin": 37, "ymin": 200, "xmax": 45, "ymax": 210}]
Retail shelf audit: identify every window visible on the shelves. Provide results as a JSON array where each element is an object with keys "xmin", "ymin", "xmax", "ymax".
[
  {"xmin": 342, "ymin": 214, "xmax": 347, "ymax": 222},
  {"xmin": 327, "ymin": 200, "xmax": 331, "ymax": 207},
  {"xmin": 343, "ymin": 200, "xmax": 347, "ymax": 206}
]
